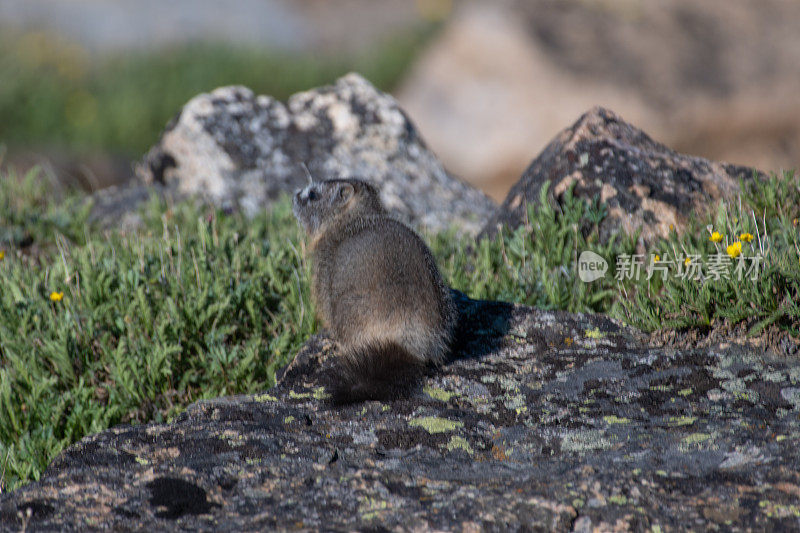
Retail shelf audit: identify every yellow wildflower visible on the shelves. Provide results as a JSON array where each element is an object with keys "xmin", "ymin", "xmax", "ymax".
[
  {"xmin": 669, "ymin": 224, "xmax": 674, "ymax": 232},
  {"xmin": 726, "ymin": 241, "xmax": 742, "ymax": 258},
  {"xmin": 49, "ymin": 291, "xmax": 64, "ymax": 302},
  {"xmin": 654, "ymin": 254, "xmax": 661, "ymax": 262},
  {"xmin": 684, "ymin": 257, "xmax": 691, "ymax": 266},
  {"xmin": 710, "ymin": 231, "xmax": 723, "ymax": 243},
  {"xmin": 0, "ymin": 250, "xmax": 4, "ymax": 260},
  {"xmin": 739, "ymin": 233, "xmax": 754, "ymax": 243}
]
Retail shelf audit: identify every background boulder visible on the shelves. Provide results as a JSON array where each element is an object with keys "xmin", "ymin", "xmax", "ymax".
[
  {"xmin": 482, "ymin": 107, "xmax": 759, "ymax": 244},
  {"xmin": 135, "ymin": 73, "xmax": 496, "ymax": 236}
]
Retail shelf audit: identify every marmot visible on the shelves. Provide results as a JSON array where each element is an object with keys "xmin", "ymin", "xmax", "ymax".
[{"xmin": 292, "ymin": 177, "xmax": 456, "ymax": 403}]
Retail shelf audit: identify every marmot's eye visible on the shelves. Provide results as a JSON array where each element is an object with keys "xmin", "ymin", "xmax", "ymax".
[{"xmin": 308, "ymin": 190, "xmax": 319, "ymax": 201}]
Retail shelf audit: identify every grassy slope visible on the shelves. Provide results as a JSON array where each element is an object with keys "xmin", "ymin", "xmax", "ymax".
[{"xmin": 0, "ymin": 169, "xmax": 798, "ymax": 491}]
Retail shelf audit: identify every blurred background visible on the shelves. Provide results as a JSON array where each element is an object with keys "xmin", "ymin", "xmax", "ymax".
[{"xmin": 1, "ymin": 0, "xmax": 798, "ymax": 201}]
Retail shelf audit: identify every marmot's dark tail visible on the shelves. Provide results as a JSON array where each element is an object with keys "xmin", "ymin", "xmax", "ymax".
[{"xmin": 331, "ymin": 342, "xmax": 425, "ymax": 404}]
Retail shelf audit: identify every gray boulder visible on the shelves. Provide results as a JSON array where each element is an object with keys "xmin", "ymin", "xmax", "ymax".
[
  {"xmin": 483, "ymin": 107, "xmax": 760, "ymax": 244},
  {"xmin": 135, "ymin": 73, "xmax": 496, "ymax": 235},
  {"xmin": 2, "ymin": 293, "xmax": 799, "ymax": 531}
]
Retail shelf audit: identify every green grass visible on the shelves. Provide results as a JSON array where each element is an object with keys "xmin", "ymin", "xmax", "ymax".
[
  {"xmin": 431, "ymin": 184, "xmax": 632, "ymax": 312},
  {"xmin": 432, "ymin": 172, "xmax": 800, "ymax": 336},
  {"xmin": 1, "ymin": 167, "xmax": 798, "ymax": 491},
  {"xmin": 0, "ymin": 25, "xmax": 437, "ymax": 156},
  {"xmin": 0, "ymin": 167, "xmax": 314, "ymax": 490},
  {"xmin": 614, "ymin": 173, "xmax": 800, "ymax": 334}
]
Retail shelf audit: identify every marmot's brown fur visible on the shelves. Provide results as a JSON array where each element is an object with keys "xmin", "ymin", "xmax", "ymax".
[{"xmin": 292, "ymin": 178, "xmax": 456, "ymax": 403}]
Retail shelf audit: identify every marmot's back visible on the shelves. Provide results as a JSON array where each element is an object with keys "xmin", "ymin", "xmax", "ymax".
[
  {"xmin": 292, "ymin": 178, "xmax": 456, "ymax": 403},
  {"xmin": 329, "ymin": 217, "xmax": 452, "ymax": 364}
]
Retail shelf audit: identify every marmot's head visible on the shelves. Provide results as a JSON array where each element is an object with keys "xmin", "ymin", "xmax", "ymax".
[{"xmin": 292, "ymin": 178, "xmax": 385, "ymax": 236}]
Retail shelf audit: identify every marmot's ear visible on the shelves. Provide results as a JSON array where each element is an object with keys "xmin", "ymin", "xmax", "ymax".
[{"xmin": 338, "ymin": 183, "xmax": 355, "ymax": 203}]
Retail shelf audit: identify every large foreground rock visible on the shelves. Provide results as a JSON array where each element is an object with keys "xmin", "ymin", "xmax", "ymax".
[
  {"xmin": 135, "ymin": 73, "xmax": 495, "ymax": 236},
  {"xmin": 2, "ymin": 293, "xmax": 799, "ymax": 531},
  {"xmin": 483, "ymin": 107, "xmax": 759, "ymax": 244}
]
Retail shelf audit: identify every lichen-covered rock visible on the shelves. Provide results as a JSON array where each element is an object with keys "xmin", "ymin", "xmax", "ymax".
[
  {"xmin": 482, "ymin": 107, "xmax": 761, "ymax": 243},
  {"xmin": 135, "ymin": 73, "xmax": 495, "ymax": 235},
  {"xmin": 2, "ymin": 292, "xmax": 799, "ymax": 531}
]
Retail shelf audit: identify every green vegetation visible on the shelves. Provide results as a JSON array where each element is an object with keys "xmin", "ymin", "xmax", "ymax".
[
  {"xmin": 0, "ymin": 167, "xmax": 314, "ymax": 490},
  {"xmin": 435, "ymin": 172, "xmax": 800, "ymax": 335},
  {"xmin": 432, "ymin": 185, "xmax": 630, "ymax": 312},
  {"xmin": 0, "ymin": 25, "xmax": 436, "ymax": 155},
  {"xmin": 1, "ymin": 167, "xmax": 798, "ymax": 491},
  {"xmin": 617, "ymin": 173, "xmax": 800, "ymax": 333}
]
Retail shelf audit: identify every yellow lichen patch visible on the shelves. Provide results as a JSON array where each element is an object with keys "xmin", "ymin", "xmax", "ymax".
[
  {"xmin": 731, "ymin": 389, "xmax": 759, "ymax": 403},
  {"xmin": 603, "ymin": 415, "xmax": 630, "ymax": 425},
  {"xmin": 254, "ymin": 393, "xmax": 278, "ymax": 402},
  {"xmin": 759, "ymin": 500, "xmax": 800, "ymax": 518},
  {"xmin": 423, "ymin": 385, "xmax": 455, "ymax": 403},
  {"xmin": 667, "ymin": 416, "xmax": 697, "ymax": 426},
  {"xmin": 650, "ymin": 384, "xmax": 672, "ymax": 392},
  {"xmin": 408, "ymin": 416, "xmax": 463, "ymax": 434},
  {"xmin": 608, "ymin": 494, "xmax": 628, "ymax": 505},
  {"xmin": 584, "ymin": 327, "xmax": 604, "ymax": 339},
  {"xmin": 312, "ymin": 387, "xmax": 329, "ymax": 400},
  {"xmin": 446, "ymin": 436, "xmax": 474, "ymax": 454},
  {"xmin": 682, "ymin": 432, "xmax": 711, "ymax": 445},
  {"xmin": 288, "ymin": 390, "xmax": 313, "ymax": 399},
  {"xmin": 284, "ymin": 416, "xmax": 295, "ymax": 424},
  {"xmin": 359, "ymin": 497, "xmax": 389, "ymax": 521}
]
